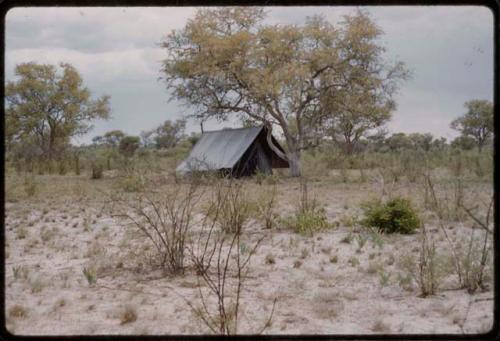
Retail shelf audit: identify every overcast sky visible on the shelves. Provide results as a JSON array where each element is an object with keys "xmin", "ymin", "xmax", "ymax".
[{"xmin": 5, "ymin": 6, "xmax": 494, "ymax": 144}]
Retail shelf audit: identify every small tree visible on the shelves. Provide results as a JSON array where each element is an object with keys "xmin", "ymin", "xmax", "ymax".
[
  {"xmin": 451, "ymin": 100, "xmax": 493, "ymax": 152},
  {"xmin": 451, "ymin": 135, "xmax": 476, "ymax": 151},
  {"xmin": 119, "ymin": 136, "xmax": 140, "ymax": 158},
  {"xmin": 154, "ymin": 119, "xmax": 186, "ymax": 149},
  {"xmin": 102, "ymin": 130, "xmax": 125, "ymax": 147}
]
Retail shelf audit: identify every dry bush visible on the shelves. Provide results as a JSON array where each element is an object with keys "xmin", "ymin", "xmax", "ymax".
[
  {"xmin": 9, "ymin": 305, "xmax": 28, "ymax": 319},
  {"xmin": 397, "ymin": 225, "xmax": 446, "ymax": 297},
  {"xmin": 452, "ymin": 199, "xmax": 493, "ymax": 294},
  {"xmin": 213, "ymin": 180, "xmax": 254, "ymax": 234},
  {"xmin": 424, "ymin": 173, "xmax": 492, "ymax": 293},
  {"xmin": 119, "ymin": 305, "xmax": 138, "ymax": 325},
  {"xmin": 423, "ymin": 170, "xmax": 466, "ymax": 222},
  {"xmin": 313, "ymin": 292, "xmax": 344, "ymax": 319},
  {"xmin": 281, "ymin": 178, "xmax": 329, "ymax": 235},
  {"xmin": 23, "ymin": 175, "xmax": 37, "ymax": 197},
  {"xmin": 186, "ymin": 179, "xmax": 276, "ymax": 335},
  {"xmin": 256, "ymin": 184, "xmax": 279, "ymax": 229},
  {"xmin": 116, "ymin": 177, "xmax": 202, "ymax": 274},
  {"xmin": 371, "ymin": 319, "xmax": 391, "ymax": 333}
]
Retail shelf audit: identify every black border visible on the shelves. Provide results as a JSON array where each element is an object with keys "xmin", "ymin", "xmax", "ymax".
[{"xmin": 0, "ymin": 0, "xmax": 498, "ymax": 340}]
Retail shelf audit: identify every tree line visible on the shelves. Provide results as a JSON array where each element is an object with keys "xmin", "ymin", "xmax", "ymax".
[{"xmin": 5, "ymin": 8, "xmax": 493, "ymax": 176}]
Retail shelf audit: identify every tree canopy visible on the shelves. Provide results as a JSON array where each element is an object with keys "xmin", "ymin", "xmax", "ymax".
[
  {"xmin": 451, "ymin": 100, "xmax": 493, "ymax": 151},
  {"xmin": 6, "ymin": 62, "xmax": 111, "ymax": 160},
  {"xmin": 161, "ymin": 8, "xmax": 408, "ymax": 175},
  {"xmin": 141, "ymin": 119, "xmax": 186, "ymax": 149}
]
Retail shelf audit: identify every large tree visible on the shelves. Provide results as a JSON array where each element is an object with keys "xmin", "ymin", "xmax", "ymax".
[
  {"xmin": 6, "ymin": 62, "xmax": 110, "ymax": 160},
  {"xmin": 451, "ymin": 100, "xmax": 493, "ymax": 152},
  {"xmin": 161, "ymin": 8, "xmax": 408, "ymax": 176},
  {"xmin": 320, "ymin": 13, "xmax": 408, "ymax": 155}
]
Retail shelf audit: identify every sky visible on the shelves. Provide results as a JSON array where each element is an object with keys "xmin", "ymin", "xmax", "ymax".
[{"xmin": 5, "ymin": 6, "xmax": 494, "ymax": 145}]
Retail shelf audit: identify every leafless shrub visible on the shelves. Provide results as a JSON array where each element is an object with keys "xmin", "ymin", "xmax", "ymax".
[
  {"xmin": 397, "ymin": 225, "xmax": 446, "ymax": 297},
  {"xmin": 256, "ymin": 184, "xmax": 279, "ymax": 229},
  {"xmin": 186, "ymin": 179, "xmax": 276, "ymax": 335},
  {"xmin": 452, "ymin": 197, "xmax": 493, "ymax": 294},
  {"xmin": 214, "ymin": 180, "xmax": 253, "ymax": 234},
  {"xmin": 417, "ymin": 225, "xmax": 440, "ymax": 296},
  {"xmin": 115, "ymin": 178, "xmax": 202, "ymax": 275},
  {"xmin": 424, "ymin": 173, "xmax": 493, "ymax": 293}
]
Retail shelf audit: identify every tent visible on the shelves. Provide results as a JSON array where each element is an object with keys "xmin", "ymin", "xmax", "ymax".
[{"xmin": 176, "ymin": 126, "xmax": 289, "ymax": 177}]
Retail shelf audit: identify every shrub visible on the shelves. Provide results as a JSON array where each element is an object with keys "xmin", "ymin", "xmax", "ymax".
[
  {"xmin": 361, "ymin": 197, "xmax": 421, "ymax": 234},
  {"xmin": 281, "ymin": 178, "xmax": 330, "ymax": 235},
  {"xmin": 9, "ymin": 305, "xmax": 28, "ymax": 319},
  {"xmin": 82, "ymin": 267, "xmax": 97, "ymax": 285},
  {"xmin": 24, "ymin": 175, "xmax": 37, "ymax": 197},
  {"xmin": 281, "ymin": 207, "xmax": 329, "ymax": 236},
  {"xmin": 256, "ymin": 185, "xmax": 279, "ymax": 229},
  {"xmin": 118, "ymin": 179, "xmax": 200, "ymax": 274},
  {"xmin": 214, "ymin": 181, "xmax": 253, "ymax": 234},
  {"xmin": 120, "ymin": 305, "xmax": 138, "ymax": 325},
  {"xmin": 396, "ymin": 226, "xmax": 447, "ymax": 297},
  {"xmin": 30, "ymin": 278, "xmax": 44, "ymax": 293},
  {"xmin": 90, "ymin": 162, "xmax": 104, "ymax": 179},
  {"xmin": 118, "ymin": 175, "xmax": 144, "ymax": 192}
]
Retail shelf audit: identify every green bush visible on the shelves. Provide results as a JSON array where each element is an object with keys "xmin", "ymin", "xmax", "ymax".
[
  {"xmin": 361, "ymin": 197, "xmax": 421, "ymax": 234},
  {"xmin": 281, "ymin": 206, "xmax": 330, "ymax": 236}
]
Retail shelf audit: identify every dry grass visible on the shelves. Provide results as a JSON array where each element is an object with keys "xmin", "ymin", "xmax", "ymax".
[
  {"xmin": 371, "ymin": 319, "xmax": 391, "ymax": 333},
  {"xmin": 119, "ymin": 305, "xmax": 138, "ymax": 325},
  {"xmin": 313, "ymin": 292, "xmax": 344, "ymax": 320},
  {"xmin": 9, "ymin": 305, "xmax": 28, "ymax": 319}
]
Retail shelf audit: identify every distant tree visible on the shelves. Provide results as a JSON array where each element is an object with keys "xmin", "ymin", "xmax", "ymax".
[
  {"xmin": 119, "ymin": 136, "xmax": 140, "ymax": 157},
  {"xmin": 451, "ymin": 100, "xmax": 493, "ymax": 152},
  {"xmin": 408, "ymin": 133, "xmax": 434, "ymax": 151},
  {"xmin": 103, "ymin": 130, "xmax": 125, "ymax": 147},
  {"xmin": 385, "ymin": 133, "xmax": 412, "ymax": 151},
  {"xmin": 187, "ymin": 132, "xmax": 201, "ymax": 146},
  {"xmin": 153, "ymin": 119, "xmax": 186, "ymax": 149},
  {"xmin": 451, "ymin": 135, "xmax": 476, "ymax": 151},
  {"xmin": 161, "ymin": 8, "xmax": 408, "ymax": 176},
  {"xmin": 365, "ymin": 129, "xmax": 388, "ymax": 152},
  {"xmin": 6, "ymin": 62, "xmax": 110, "ymax": 160},
  {"xmin": 431, "ymin": 137, "xmax": 447, "ymax": 150}
]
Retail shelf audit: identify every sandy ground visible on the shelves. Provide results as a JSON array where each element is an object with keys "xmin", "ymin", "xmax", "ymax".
[{"xmin": 4, "ymin": 177, "xmax": 494, "ymax": 335}]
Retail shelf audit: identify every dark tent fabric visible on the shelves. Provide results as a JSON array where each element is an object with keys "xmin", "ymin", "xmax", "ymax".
[{"xmin": 176, "ymin": 126, "xmax": 289, "ymax": 177}]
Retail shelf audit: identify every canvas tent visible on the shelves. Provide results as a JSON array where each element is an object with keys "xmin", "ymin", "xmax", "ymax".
[{"xmin": 176, "ymin": 126, "xmax": 289, "ymax": 177}]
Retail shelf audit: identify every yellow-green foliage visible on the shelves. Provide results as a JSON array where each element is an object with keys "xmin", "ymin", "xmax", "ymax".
[
  {"xmin": 118, "ymin": 175, "xmax": 144, "ymax": 192},
  {"xmin": 281, "ymin": 206, "xmax": 330, "ymax": 236},
  {"xmin": 361, "ymin": 197, "xmax": 421, "ymax": 234}
]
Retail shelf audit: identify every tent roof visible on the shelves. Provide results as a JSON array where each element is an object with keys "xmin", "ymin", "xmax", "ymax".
[{"xmin": 176, "ymin": 126, "xmax": 266, "ymax": 173}]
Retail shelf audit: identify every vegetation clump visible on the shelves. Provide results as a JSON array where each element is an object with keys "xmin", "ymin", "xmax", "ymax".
[
  {"xmin": 281, "ymin": 179, "xmax": 330, "ymax": 235},
  {"xmin": 282, "ymin": 207, "xmax": 330, "ymax": 236},
  {"xmin": 361, "ymin": 197, "xmax": 421, "ymax": 234},
  {"xmin": 119, "ymin": 305, "xmax": 138, "ymax": 325},
  {"xmin": 9, "ymin": 305, "xmax": 28, "ymax": 319}
]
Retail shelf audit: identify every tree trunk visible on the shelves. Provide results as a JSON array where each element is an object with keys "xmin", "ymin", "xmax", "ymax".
[
  {"xmin": 288, "ymin": 149, "xmax": 301, "ymax": 177},
  {"xmin": 344, "ymin": 140, "xmax": 354, "ymax": 155}
]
